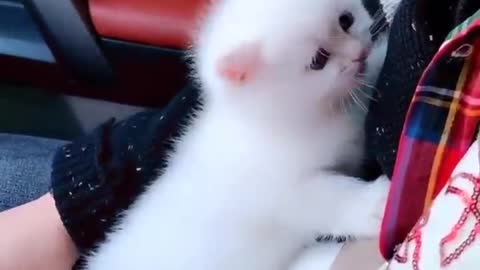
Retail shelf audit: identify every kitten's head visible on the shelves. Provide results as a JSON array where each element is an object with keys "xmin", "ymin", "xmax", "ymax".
[{"xmin": 194, "ymin": 0, "xmax": 375, "ymax": 119}]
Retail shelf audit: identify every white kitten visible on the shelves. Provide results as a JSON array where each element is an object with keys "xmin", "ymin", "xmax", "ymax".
[{"xmin": 84, "ymin": 0, "xmax": 390, "ymax": 269}]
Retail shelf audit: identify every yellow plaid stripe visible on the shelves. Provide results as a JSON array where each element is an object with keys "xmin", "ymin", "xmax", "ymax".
[{"xmin": 423, "ymin": 54, "xmax": 473, "ymax": 208}]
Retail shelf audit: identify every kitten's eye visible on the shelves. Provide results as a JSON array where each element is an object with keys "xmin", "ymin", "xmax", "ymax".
[
  {"xmin": 339, "ymin": 11, "xmax": 355, "ymax": 33},
  {"xmin": 309, "ymin": 48, "xmax": 330, "ymax": 70}
]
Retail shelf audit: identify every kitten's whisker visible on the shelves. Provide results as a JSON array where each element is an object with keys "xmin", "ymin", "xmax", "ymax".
[
  {"xmin": 355, "ymin": 72, "xmax": 368, "ymax": 79},
  {"xmin": 348, "ymin": 91, "xmax": 358, "ymax": 111},
  {"xmin": 355, "ymin": 78, "xmax": 376, "ymax": 90},
  {"xmin": 351, "ymin": 91, "xmax": 368, "ymax": 111},
  {"xmin": 369, "ymin": 14, "xmax": 385, "ymax": 28},
  {"xmin": 369, "ymin": 0, "xmax": 401, "ymax": 38},
  {"xmin": 357, "ymin": 79, "xmax": 377, "ymax": 89},
  {"xmin": 357, "ymin": 82, "xmax": 381, "ymax": 97},
  {"xmin": 355, "ymin": 79, "xmax": 372, "ymax": 88},
  {"xmin": 347, "ymin": 91, "xmax": 357, "ymax": 110},
  {"xmin": 370, "ymin": 21, "xmax": 388, "ymax": 37},
  {"xmin": 342, "ymin": 95, "xmax": 350, "ymax": 113},
  {"xmin": 336, "ymin": 98, "xmax": 343, "ymax": 113},
  {"xmin": 350, "ymin": 91, "xmax": 368, "ymax": 112},
  {"xmin": 354, "ymin": 87, "xmax": 377, "ymax": 102},
  {"xmin": 344, "ymin": 99, "xmax": 349, "ymax": 112},
  {"xmin": 369, "ymin": 14, "xmax": 385, "ymax": 32},
  {"xmin": 369, "ymin": 13, "xmax": 390, "ymax": 40},
  {"xmin": 371, "ymin": 10, "xmax": 384, "ymax": 25},
  {"xmin": 371, "ymin": 23, "xmax": 388, "ymax": 38}
]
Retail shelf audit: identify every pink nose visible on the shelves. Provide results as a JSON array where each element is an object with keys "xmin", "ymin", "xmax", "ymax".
[{"xmin": 353, "ymin": 49, "xmax": 369, "ymax": 62}]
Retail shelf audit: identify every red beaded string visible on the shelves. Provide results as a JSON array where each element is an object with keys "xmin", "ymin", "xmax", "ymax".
[
  {"xmin": 393, "ymin": 213, "xmax": 430, "ymax": 270},
  {"xmin": 440, "ymin": 172, "xmax": 480, "ymax": 267}
]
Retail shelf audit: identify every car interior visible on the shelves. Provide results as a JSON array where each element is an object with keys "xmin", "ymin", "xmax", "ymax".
[
  {"xmin": 0, "ymin": 0, "xmax": 204, "ymax": 140},
  {"xmin": 0, "ymin": 0, "xmax": 384, "ymax": 268},
  {"xmin": 5, "ymin": 0, "xmax": 480, "ymax": 268}
]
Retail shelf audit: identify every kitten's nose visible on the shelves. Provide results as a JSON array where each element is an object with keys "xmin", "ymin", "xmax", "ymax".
[
  {"xmin": 353, "ymin": 49, "xmax": 369, "ymax": 62},
  {"xmin": 339, "ymin": 11, "xmax": 355, "ymax": 33}
]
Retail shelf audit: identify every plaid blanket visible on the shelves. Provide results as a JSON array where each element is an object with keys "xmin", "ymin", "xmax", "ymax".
[{"xmin": 380, "ymin": 9, "xmax": 480, "ymax": 259}]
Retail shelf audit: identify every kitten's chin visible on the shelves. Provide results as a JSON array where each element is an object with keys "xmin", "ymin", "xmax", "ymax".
[
  {"xmin": 324, "ymin": 75, "xmax": 363, "ymax": 108},
  {"xmin": 358, "ymin": 61, "xmax": 367, "ymax": 75}
]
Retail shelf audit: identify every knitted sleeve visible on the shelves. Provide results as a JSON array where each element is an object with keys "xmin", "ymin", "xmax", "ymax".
[
  {"xmin": 50, "ymin": 85, "xmax": 200, "ymax": 252},
  {"xmin": 364, "ymin": 0, "xmax": 478, "ymax": 178}
]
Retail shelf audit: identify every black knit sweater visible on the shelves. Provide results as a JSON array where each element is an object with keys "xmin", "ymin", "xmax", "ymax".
[
  {"xmin": 51, "ymin": 84, "xmax": 201, "ymax": 252},
  {"xmin": 365, "ymin": 0, "xmax": 480, "ymax": 177}
]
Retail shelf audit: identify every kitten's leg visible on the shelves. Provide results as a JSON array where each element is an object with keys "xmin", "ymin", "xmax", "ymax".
[
  {"xmin": 287, "ymin": 174, "xmax": 390, "ymax": 238},
  {"xmin": 288, "ymin": 243, "xmax": 344, "ymax": 270}
]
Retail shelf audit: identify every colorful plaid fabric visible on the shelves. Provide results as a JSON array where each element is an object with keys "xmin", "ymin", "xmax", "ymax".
[{"xmin": 380, "ymin": 9, "xmax": 480, "ymax": 259}]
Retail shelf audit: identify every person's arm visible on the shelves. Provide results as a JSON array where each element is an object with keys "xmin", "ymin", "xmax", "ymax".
[
  {"xmin": 0, "ymin": 85, "xmax": 199, "ymax": 270},
  {"xmin": 0, "ymin": 194, "xmax": 78, "ymax": 270}
]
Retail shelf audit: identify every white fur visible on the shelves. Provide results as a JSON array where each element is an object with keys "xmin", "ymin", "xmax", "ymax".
[
  {"xmin": 84, "ymin": 0, "xmax": 390, "ymax": 269},
  {"xmin": 288, "ymin": 243, "xmax": 346, "ymax": 270}
]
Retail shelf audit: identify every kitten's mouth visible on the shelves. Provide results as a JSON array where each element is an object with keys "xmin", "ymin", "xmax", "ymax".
[
  {"xmin": 309, "ymin": 47, "xmax": 330, "ymax": 70},
  {"xmin": 357, "ymin": 61, "xmax": 367, "ymax": 75},
  {"xmin": 352, "ymin": 49, "xmax": 369, "ymax": 63},
  {"xmin": 309, "ymin": 47, "xmax": 369, "ymax": 74},
  {"xmin": 352, "ymin": 49, "xmax": 369, "ymax": 75}
]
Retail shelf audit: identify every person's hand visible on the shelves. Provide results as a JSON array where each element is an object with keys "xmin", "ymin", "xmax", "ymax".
[{"xmin": 0, "ymin": 194, "xmax": 78, "ymax": 270}]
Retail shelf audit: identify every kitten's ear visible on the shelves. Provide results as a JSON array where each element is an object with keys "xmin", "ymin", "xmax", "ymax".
[{"xmin": 216, "ymin": 42, "xmax": 262, "ymax": 86}]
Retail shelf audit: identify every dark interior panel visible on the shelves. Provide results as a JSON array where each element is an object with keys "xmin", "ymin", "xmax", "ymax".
[
  {"xmin": 23, "ymin": 0, "xmax": 115, "ymax": 85},
  {"xmin": 0, "ymin": 40, "xmax": 189, "ymax": 107},
  {"xmin": 0, "ymin": 0, "xmax": 190, "ymax": 107},
  {"xmin": 0, "ymin": 0, "xmax": 54, "ymax": 62}
]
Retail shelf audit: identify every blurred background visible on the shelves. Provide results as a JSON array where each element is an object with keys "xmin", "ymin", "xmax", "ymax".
[{"xmin": 0, "ymin": 0, "xmax": 203, "ymax": 139}]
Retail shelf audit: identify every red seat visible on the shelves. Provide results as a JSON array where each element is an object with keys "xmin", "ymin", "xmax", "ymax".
[{"xmin": 89, "ymin": 0, "xmax": 207, "ymax": 49}]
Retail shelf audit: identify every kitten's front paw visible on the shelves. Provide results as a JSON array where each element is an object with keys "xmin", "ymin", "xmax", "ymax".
[
  {"xmin": 371, "ymin": 175, "xmax": 390, "ymax": 219},
  {"xmin": 356, "ymin": 175, "xmax": 390, "ymax": 238}
]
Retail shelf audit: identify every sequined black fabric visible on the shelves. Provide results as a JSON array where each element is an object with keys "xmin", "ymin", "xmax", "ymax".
[
  {"xmin": 364, "ymin": 0, "xmax": 480, "ymax": 178},
  {"xmin": 51, "ymin": 84, "xmax": 201, "ymax": 254}
]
